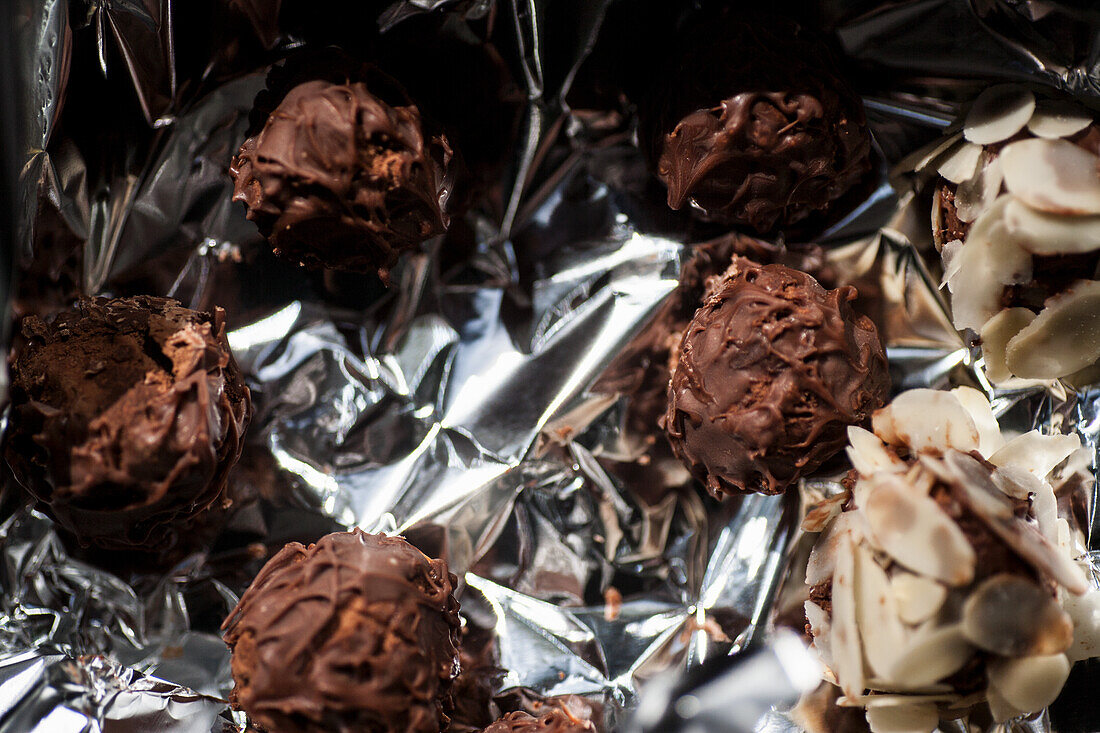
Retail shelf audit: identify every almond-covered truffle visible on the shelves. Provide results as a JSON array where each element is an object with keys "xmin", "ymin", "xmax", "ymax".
[
  {"xmin": 804, "ymin": 387, "xmax": 1100, "ymax": 728},
  {"xmin": 639, "ymin": 11, "xmax": 872, "ymax": 234},
  {"xmin": 222, "ymin": 529, "xmax": 461, "ymax": 733},
  {"xmin": 663, "ymin": 259, "xmax": 889, "ymax": 497},
  {"xmin": 231, "ymin": 75, "xmax": 452, "ymax": 280},
  {"xmin": 922, "ymin": 85, "xmax": 1100, "ymax": 383},
  {"xmin": 3, "ymin": 296, "xmax": 251, "ymax": 552}
]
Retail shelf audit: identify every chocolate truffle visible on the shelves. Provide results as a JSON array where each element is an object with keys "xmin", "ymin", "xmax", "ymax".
[
  {"xmin": 663, "ymin": 259, "xmax": 888, "ymax": 497},
  {"xmin": 639, "ymin": 12, "xmax": 872, "ymax": 234},
  {"xmin": 480, "ymin": 710, "xmax": 596, "ymax": 733},
  {"xmin": 222, "ymin": 529, "xmax": 461, "ymax": 733},
  {"xmin": 230, "ymin": 77, "xmax": 452, "ymax": 280},
  {"xmin": 597, "ymin": 234, "xmax": 833, "ymax": 503},
  {"xmin": 805, "ymin": 388, "xmax": 1100, "ymax": 724},
  {"xmin": 3, "ymin": 296, "xmax": 250, "ymax": 552},
  {"xmin": 926, "ymin": 85, "xmax": 1100, "ymax": 383}
]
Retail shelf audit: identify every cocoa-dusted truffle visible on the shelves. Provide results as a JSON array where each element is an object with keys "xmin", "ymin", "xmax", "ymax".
[
  {"xmin": 639, "ymin": 12, "xmax": 871, "ymax": 234},
  {"xmin": 663, "ymin": 259, "xmax": 888, "ymax": 497},
  {"xmin": 805, "ymin": 388, "xmax": 1100, "ymax": 725},
  {"xmin": 222, "ymin": 529, "xmax": 461, "ymax": 733},
  {"xmin": 3, "ymin": 296, "xmax": 250, "ymax": 552},
  {"xmin": 231, "ymin": 77, "xmax": 452, "ymax": 280},
  {"xmin": 480, "ymin": 710, "xmax": 596, "ymax": 733}
]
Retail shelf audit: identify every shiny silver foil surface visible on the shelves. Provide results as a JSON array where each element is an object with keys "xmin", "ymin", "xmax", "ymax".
[{"xmin": 4, "ymin": 0, "xmax": 1100, "ymax": 731}]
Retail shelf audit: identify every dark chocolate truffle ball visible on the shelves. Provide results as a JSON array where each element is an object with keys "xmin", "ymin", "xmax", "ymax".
[
  {"xmin": 480, "ymin": 710, "xmax": 596, "ymax": 733},
  {"xmin": 3, "ymin": 296, "xmax": 251, "ymax": 552},
  {"xmin": 663, "ymin": 259, "xmax": 889, "ymax": 497},
  {"xmin": 222, "ymin": 529, "xmax": 461, "ymax": 733},
  {"xmin": 599, "ymin": 234, "xmax": 834, "ymax": 504},
  {"xmin": 230, "ymin": 78, "xmax": 452, "ymax": 280},
  {"xmin": 639, "ymin": 14, "xmax": 871, "ymax": 234}
]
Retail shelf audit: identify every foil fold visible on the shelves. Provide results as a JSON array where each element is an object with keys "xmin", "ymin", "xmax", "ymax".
[{"xmin": 4, "ymin": 1, "xmax": 1100, "ymax": 731}]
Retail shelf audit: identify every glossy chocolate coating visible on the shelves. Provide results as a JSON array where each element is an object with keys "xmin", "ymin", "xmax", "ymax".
[
  {"xmin": 600, "ymin": 235, "xmax": 834, "ymax": 503},
  {"xmin": 4, "ymin": 296, "xmax": 250, "ymax": 552},
  {"xmin": 640, "ymin": 14, "xmax": 871, "ymax": 234},
  {"xmin": 231, "ymin": 78, "xmax": 452, "ymax": 280},
  {"xmin": 663, "ymin": 260, "xmax": 889, "ymax": 497},
  {"xmin": 222, "ymin": 530, "xmax": 461, "ymax": 733}
]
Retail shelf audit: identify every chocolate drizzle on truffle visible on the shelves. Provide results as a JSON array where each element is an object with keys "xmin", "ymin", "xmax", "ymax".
[
  {"xmin": 3, "ymin": 296, "xmax": 251, "ymax": 552},
  {"xmin": 663, "ymin": 259, "xmax": 889, "ymax": 497},
  {"xmin": 222, "ymin": 529, "xmax": 461, "ymax": 733},
  {"xmin": 596, "ymin": 234, "xmax": 834, "ymax": 503},
  {"xmin": 231, "ymin": 77, "xmax": 452, "ymax": 280},
  {"xmin": 639, "ymin": 14, "xmax": 871, "ymax": 234}
]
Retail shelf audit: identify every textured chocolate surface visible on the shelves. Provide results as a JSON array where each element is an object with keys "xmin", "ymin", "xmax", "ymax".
[
  {"xmin": 231, "ymin": 77, "xmax": 452, "ymax": 279},
  {"xmin": 663, "ymin": 260, "xmax": 888, "ymax": 497},
  {"xmin": 599, "ymin": 235, "xmax": 834, "ymax": 503},
  {"xmin": 447, "ymin": 624, "xmax": 505, "ymax": 732},
  {"xmin": 4, "ymin": 296, "xmax": 250, "ymax": 552},
  {"xmin": 640, "ymin": 14, "xmax": 871, "ymax": 234},
  {"xmin": 480, "ymin": 710, "xmax": 596, "ymax": 733},
  {"xmin": 222, "ymin": 529, "xmax": 461, "ymax": 733}
]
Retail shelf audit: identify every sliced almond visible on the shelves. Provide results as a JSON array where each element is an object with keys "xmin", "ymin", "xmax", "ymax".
[
  {"xmin": 865, "ymin": 703, "xmax": 938, "ymax": 733},
  {"xmin": 987, "ymin": 654, "xmax": 1071, "ymax": 714},
  {"xmin": 886, "ymin": 624, "xmax": 974, "ymax": 688},
  {"xmin": 1001, "ymin": 138, "xmax": 1100, "ymax": 215},
  {"xmin": 937, "ymin": 142, "xmax": 983, "ymax": 184},
  {"xmin": 943, "ymin": 197, "xmax": 1032, "ymax": 332},
  {"xmin": 987, "ymin": 683, "xmax": 1028, "ymax": 724},
  {"xmin": 903, "ymin": 132, "xmax": 964, "ymax": 174},
  {"xmin": 863, "ymin": 695, "xmax": 954, "ymax": 708},
  {"xmin": 1003, "ymin": 196, "xmax": 1100, "ymax": 255},
  {"xmin": 832, "ymin": 532, "xmax": 865, "ymax": 700},
  {"xmin": 803, "ymin": 492, "xmax": 849, "ymax": 533},
  {"xmin": 847, "ymin": 426, "xmax": 905, "ymax": 478},
  {"xmin": 939, "ymin": 239, "xmax": 963, "ymax": 287},
  {"xmin": 805, "ymin": 599, "xmax": 830, "ymax": 637},
  {"xmin": 954, "ymin": 152, "xmax": 1004, "ymax": 223},
  {"xmin": 961, "ymin": 574, "xmax": 1073, "ymax": 656},
  {"xmin": 1005, "ymin": 279, "xmax": 1100, "ymax": 378},
  {"xmin": 890, "ymin": 573, "xmax": 948, "ymax": 625},
  {"xmin": 949, "ymin": 386, "xmax": 1005, "ymax": 457},
  {"xmin": 863, "ymin": 473, "xmax": 975, "ymax": 586},
  {"xmin": 805, "ymin": 600, "xmax": 834, "ymax": 668},
  {"xmin": 1063, "ymin": 590, "xmax": 1100, "ymax": 662},
  {"xmin": 807, "ymin": 511, "xmax": 862, "ymax": 587},
  {"xmin": 1026, "ymin": 100, "xmax": 1093, "ymax": 139},
  {"xmin": 872, "ymin": 389, "xmax": 980, "ymax": 455},
  {"xmin": 933, "ymin": 451, "xmax": 1089, "ymax": 594},
  {"xmin": 990, "ymin": 463, "xmax": 1045, "ymax": 500},
  {"xmin": 1028, "ymin": 473, "xmax": 1059, "ymax": 542},
  {"xmin": 963, "ymin": 86, "xmax": 1036, "ymax": 145},
  {"xmin": 855, "ymin": 544, "xmax": 909, "ymax": 681},
  {"xmin": 980, "ymin": 307, "xmax": 1037, "ymax": 384},
  {"xmin": 988, "ymin": 430, "xmax": 1082, "ymax": 481}
]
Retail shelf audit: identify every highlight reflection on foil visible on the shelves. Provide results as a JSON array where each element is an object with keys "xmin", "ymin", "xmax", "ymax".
[{"xmin": 5, "ymin": 0, "xmax": 1100, "ymax": 731}]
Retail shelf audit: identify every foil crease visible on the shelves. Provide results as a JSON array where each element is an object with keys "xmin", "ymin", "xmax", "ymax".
[{"xmin": 4, "ymin": 1, "xmax": 1100, "ymax": 732}]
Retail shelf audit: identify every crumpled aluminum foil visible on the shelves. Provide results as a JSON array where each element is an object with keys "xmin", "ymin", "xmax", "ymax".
[{"xmin": 4, "ymin": 0, "xmax": 1100, "ymax": 731}]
